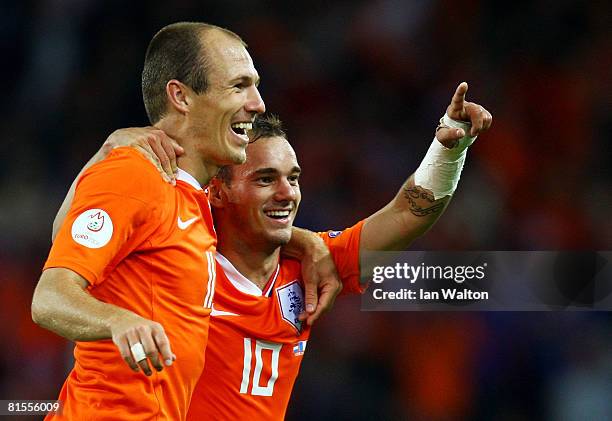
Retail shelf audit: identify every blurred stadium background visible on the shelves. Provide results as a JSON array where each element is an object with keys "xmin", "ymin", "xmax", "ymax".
[{"xmin": 1, "ymin": 0, "xmax": 611, "ymax": 420}]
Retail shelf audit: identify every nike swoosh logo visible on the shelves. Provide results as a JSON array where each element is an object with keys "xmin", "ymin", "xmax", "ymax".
[
  {"xmin": 210, "ymin": 305, "xmax": 239, "ymax": 317},
  {"xmin": 177, "ymin": 216, "xmax": 199, "ymax": 230}
]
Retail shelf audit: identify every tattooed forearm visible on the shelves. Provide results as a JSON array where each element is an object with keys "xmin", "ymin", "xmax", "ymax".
[{"xmin": 403, "ymin": 186, "xmax": 446, "ymax": 216}]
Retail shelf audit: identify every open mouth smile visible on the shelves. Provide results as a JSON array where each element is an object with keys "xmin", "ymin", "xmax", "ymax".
[
  {"xmin": 263, "ymin": 209, "xmax": 293, "ymax": 224},
  {"xmin": 230, "ymin": 122, "xmax": 252, "ymax": 143}
]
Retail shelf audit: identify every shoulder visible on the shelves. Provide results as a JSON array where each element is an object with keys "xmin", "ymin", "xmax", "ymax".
[
  {"xmin": 318, "ymin": 219, "xmax": 366, "ymax": 250},
  {"xmin": 76, "ymin": 147, "xmax": 169, "ymax": 205}
]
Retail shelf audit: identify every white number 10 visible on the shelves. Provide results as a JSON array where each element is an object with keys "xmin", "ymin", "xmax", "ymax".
[{"xmin": 240, "ymin": 338, "xmax": 282, "ymax": 396}]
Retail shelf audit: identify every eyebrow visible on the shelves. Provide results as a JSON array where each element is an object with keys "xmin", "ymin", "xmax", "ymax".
[
  {"xmin": 251, "ymin": 166, "xmax": 301, "ymax": 176},
  {"xmin": 230, "ymin": 75, "xmax": 260, "ymax": 87}
]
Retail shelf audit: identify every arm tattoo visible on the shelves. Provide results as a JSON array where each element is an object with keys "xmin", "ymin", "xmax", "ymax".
[{"xmin": 403, "ymin": 186, "xmax": 446, "ymax": 216}]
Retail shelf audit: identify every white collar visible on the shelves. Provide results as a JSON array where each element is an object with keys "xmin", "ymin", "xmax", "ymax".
[
  {"xmin": 176, "ymin": 168, "xmax": 203, "ymax": 190},
  {"xmin": 215, "ymin": 252, "xmax": 280, "ymax": 297},
  {"xmin": 215, "ymin": 252, "xmax": 263, "ymax": 296}
]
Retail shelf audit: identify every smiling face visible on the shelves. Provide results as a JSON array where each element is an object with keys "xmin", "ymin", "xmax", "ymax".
[
  {"xmin": 186, "ymin": 30, "xmax": 265, "ymax": 167},
  {"xmin": 211, "ymin": 136, "xmax": 301, "ymax": 249}
]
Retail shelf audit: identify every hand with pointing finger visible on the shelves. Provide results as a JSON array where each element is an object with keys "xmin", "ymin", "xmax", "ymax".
[{"xmin": 435, "ymin": 82, "xmax": 493, "ymax": 149}]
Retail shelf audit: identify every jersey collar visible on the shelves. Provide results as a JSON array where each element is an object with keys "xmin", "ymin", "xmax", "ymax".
[
  {"xmin": 176, "ymin": 168, "xmax": 203, "ymax": 190},
  {"xmin": 215, "ymin": 252, "xmax": 280, "ymax": 297}
]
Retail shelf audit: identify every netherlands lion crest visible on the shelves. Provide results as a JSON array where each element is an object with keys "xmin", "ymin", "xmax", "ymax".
[{"xmin": 276, "ymin": 281, "xmax": 304, "ymax": 333}]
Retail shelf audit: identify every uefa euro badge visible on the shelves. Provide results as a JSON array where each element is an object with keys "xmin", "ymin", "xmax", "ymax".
[
  {"xmin": 276, "ymin": 281, "xmax": 304, "ymax": 333},
  {"xmin": 87, "ymin": 213, "xmax": 104, "ymax": 231},
  {"xmin": 72, "ymin": 208, "xmax": 113, "ymax": 248}
]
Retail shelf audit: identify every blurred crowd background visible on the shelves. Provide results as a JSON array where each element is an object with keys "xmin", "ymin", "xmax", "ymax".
[{"xmin": 1, "ymin": 0, "xmax": 610, "ymax": 420}]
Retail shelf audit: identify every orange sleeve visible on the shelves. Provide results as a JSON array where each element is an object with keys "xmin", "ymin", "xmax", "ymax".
[
  {"xmin": 44, "ymin": 148, "xmax": 165, "ymax": 286},
  {"xmin": 318, "ymin": 220, "xmax": 366, "ymax": 295}
]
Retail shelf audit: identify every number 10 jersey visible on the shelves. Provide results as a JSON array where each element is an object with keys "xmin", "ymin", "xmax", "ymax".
[{"xmin": 187, "ymin": 221, "xmax": 365, "ymax": 420}]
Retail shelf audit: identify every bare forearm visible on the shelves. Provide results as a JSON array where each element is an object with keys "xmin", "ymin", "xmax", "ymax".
[
  {"xmin": 52, "ymin": 147, "xmax": 109, "ymax": 240},
  {"xmin": 401, "ymin": 175, "xmax": 451, "ymax": 228},
  {"xmin": 361, "ymin": 175, "xmax": 450, "ymax": 251},
  {"xmin": 284, "ymin": 227, "xmax": 322, "ymax": 259},
  {"xmin": 32, "ymin": 268, "xmax": 137, "ymax": 342}
]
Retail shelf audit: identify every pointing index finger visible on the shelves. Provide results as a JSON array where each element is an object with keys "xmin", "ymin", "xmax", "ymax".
[{"xmin": 449, "ymin": 82, "xmax": 469, "ymax": 113}]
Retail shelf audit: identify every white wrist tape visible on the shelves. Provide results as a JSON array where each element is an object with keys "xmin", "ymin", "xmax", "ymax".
[{"xmin": 413, "ymin": 113, "xmax": 478, "ymax": 199}]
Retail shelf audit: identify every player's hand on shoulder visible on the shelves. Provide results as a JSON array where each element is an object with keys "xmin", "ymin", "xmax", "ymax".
[
  {"xmin": 103, "ymin": 127, "xmax": 184, "ymax": 185},
  {"xmin": 299, "ymin": 237, "xmax": 342, "ymax": 326},
  {"xmin": 109, "ymin": 313, "xmax": 176, "ymax": 376},
  {"xmin": 436, "ymin": 82, "xmax": 493, "ymax": 147}
]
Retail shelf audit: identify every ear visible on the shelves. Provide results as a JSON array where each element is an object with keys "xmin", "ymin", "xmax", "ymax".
[
  {"xmin": 208, "ymin": 177, "xmax": 227, "ymax": 208},
  {"xmin": 165, "ymin": 79, "xmax": 190, "ymax": 115}
]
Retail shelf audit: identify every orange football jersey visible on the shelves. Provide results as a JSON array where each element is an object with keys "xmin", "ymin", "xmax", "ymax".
[
  {"xmin": 44, "ymin": 148, "xmax": 216, "ymax": 420},
  {"xmin": 187, "ymin": 221, "xmax": 365, "ymax": 420}
]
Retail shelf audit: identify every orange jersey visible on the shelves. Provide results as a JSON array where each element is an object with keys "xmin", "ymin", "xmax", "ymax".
[
  {"xmin": 44, "ymin": 148, "xmax": 216, "ymax": 421},
  {"xmin": 187, "ymin": 221, "xmax": 365, "ymax": 421}
]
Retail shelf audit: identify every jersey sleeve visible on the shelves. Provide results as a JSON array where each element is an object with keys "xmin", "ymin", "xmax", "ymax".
[
  {"xmin": 318, "ymin": 220, "xmax": 366, "ymax": 295},
  {"xmin": 44, "ymin": 148, "xmax": 165, "ymax": 286}
]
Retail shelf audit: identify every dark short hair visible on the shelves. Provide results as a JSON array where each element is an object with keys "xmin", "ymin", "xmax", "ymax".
[
  {"xmin": 142, "ymin": 22, "xmax": 245, "ymax": 124},
  {"xmin": 216, "ymin": 114, "xmax": 287, "ymax": 185},
  {"xmin": 248, "ymin": 113, "xmax": 286, "ymax": 143}
]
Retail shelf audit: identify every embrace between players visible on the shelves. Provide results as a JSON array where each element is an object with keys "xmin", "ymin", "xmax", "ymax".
[{"xmin": 31, "ymin": 22, "xmax": 492, "ymax": 420}]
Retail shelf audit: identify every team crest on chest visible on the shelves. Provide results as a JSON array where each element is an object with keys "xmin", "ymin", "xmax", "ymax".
[{"xmin": 276, "ymin": 281, "xmax": 304, "ymax": 333}]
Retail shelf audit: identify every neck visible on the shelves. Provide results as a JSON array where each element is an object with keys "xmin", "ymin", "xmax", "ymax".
[
  {"xmin": 217, "ymin": 227, "xmax": 281, "ymax": 290},
  {"xmin": 176, "ymin": 148, "xmax": 220, "ymax": 188},
  {"xmin": 154, "ymin": 119, "xmax": 220, "ymax": 187}
]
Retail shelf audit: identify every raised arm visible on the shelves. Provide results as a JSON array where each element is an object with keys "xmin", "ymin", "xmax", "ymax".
[
  {"xmin": 52, "ymin": 127, "xmax": 182, "ymax": 240},
  {"xmin": 360, "ymin": 82, "xmax": 492, "ymax": 251}
]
